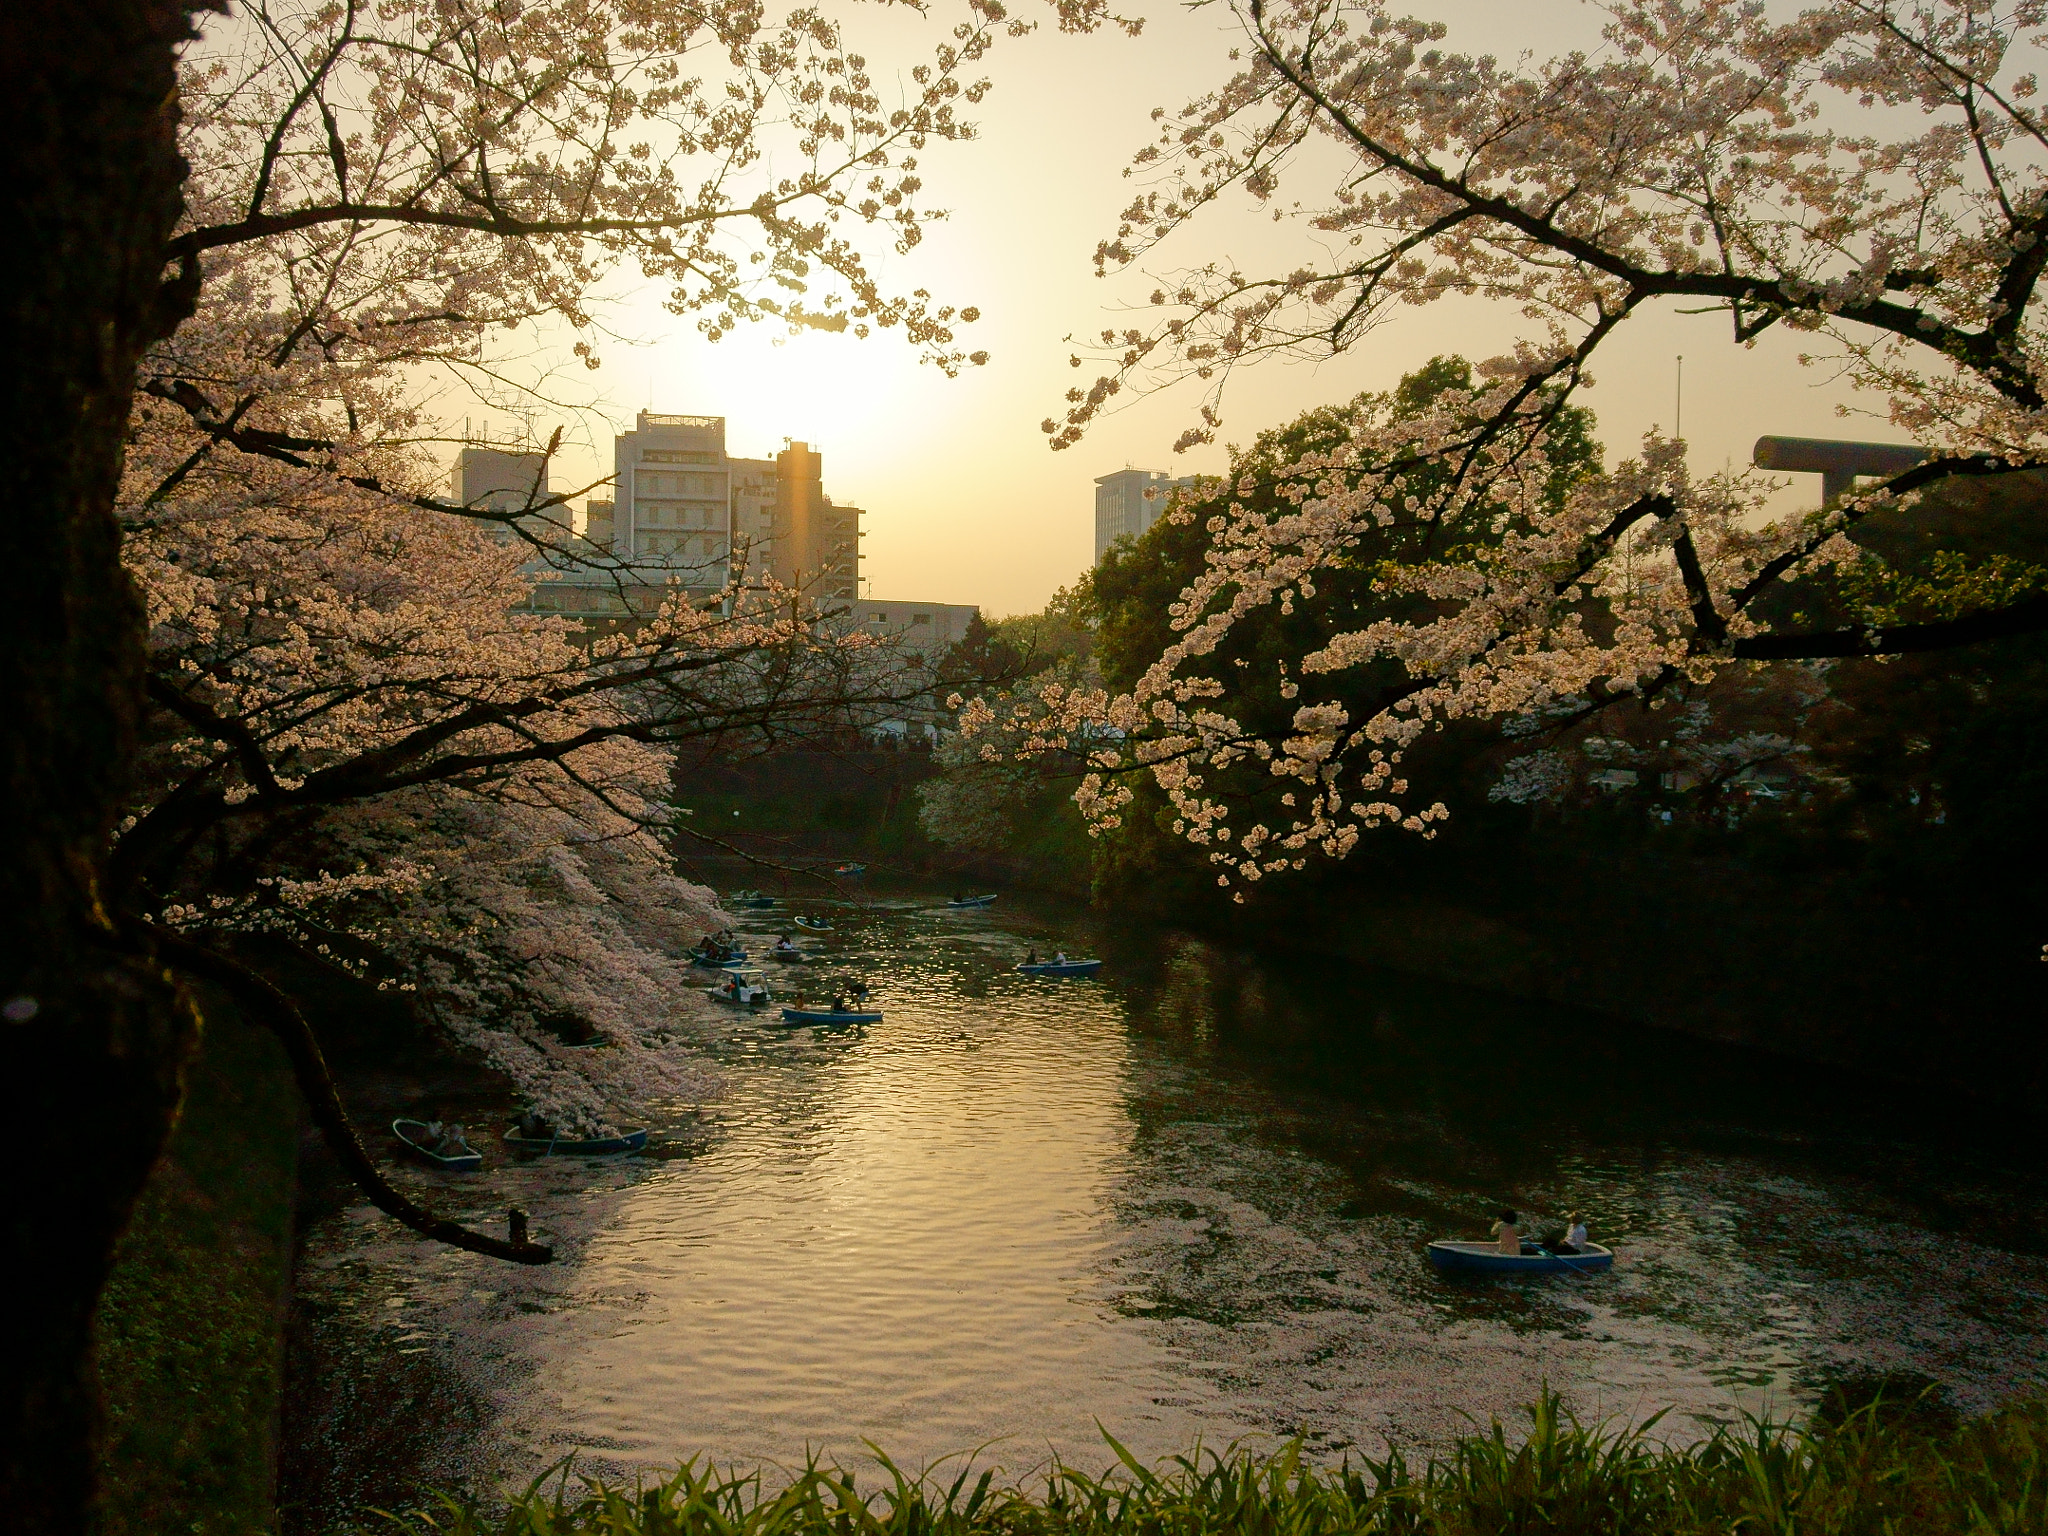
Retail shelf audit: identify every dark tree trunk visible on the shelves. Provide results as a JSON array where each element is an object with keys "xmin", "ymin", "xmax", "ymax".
[{"xmin": 0, "ymin": 3, "xmax": 202, "ymax": 1531}]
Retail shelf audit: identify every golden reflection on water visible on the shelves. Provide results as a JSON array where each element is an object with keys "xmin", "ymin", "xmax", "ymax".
[{"xmin": 294, "ymin": 892, "xmax": 2048, "ymax": 1505}]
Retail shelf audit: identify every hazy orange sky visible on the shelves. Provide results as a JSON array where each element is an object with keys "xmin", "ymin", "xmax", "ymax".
[{"xmin": 486, "ymin": 0, "xmax": 1904, "ymax": 617}]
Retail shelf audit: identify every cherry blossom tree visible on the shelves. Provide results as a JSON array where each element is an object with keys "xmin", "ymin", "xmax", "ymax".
[
  {"xmin": 113, "ymin": 222, "xmax": 978, "ymax": 1268},
  {"xmin": 3, "ymin": 0, "xmax": 1119, "ymax": 1523},
  {"xmin": 1021, "ymin": 0, "xmax": 2048, "ymax": 895}
]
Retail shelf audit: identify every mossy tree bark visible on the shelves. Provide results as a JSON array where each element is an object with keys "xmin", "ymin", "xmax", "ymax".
[{"xmin": 0, "ymin": 3, "xmax": 204, "ymax": 1531}]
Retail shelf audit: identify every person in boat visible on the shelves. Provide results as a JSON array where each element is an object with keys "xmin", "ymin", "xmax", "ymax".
[
  {"xmin": 1557, "ymin": 1213, "xmax": 1588, "ymax": 1255},
  {"xmin": 1053, "ymin": 950, "xmax": 1068, "ymax": 964},
  {"xmin": 774, "ymin": 934, "xmax": 799, "ymax": 954},
  {"xmin": 1025, "ymin": 947, "xmax": 1039, "ymax": 965},
  {"xmin": 850, "ymin": 979, "xmax": 870, "ymax": 1001},
  {"xmin": 518, "ymin": 1110, "xmax": 554, "ymax": 1140},
  {"xmin": 436, "ymin": 1122, "xmax": 472, "ymax": 1156},
  {"xmin": 829, "ymin": 991, "xmax": 851, "ymax": 1013},
  {"xmin": 1491, "ymin": 1208, "xmax": 1522, "ymax": 1255}
]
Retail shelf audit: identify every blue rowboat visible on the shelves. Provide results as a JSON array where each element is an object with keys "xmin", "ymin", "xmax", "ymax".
[
  {"xmin": 768, "ymin": 948, "xmax": 806, "ymax": 963},
  {"xmin": 1426, "ymin": 1240, "xmax": 1613, "ymax": 1274},
  {"xmin": 691, "ymin": 948, "xmax": 749, "ymax": 969},
  {"xmin": 502, "ymin": 1127, "xmax": 648, "ymax": 1155},
  {"xmin": 794, "ymin": 916, "xmax": 834, "ymax": 931},
  {"xmin": 945, "ymin": 894, "xmax": 998, "ymax": 908},
  {"xmin": 778, "ymin": 1007, "xmax": 882, "ymax": 1025},
  {"xmin": 1017, "ymin": 959, "xmax": 1102, "ymax": 977},
  {"xmin": 392, "ymin": 1118, "xmax": 482, "ymax": 1171}
]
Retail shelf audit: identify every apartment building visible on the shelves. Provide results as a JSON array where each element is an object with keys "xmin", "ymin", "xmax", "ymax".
[
  {"xmin": 607, "ymin": 412, "xmax": 735, "ymax": 588},
  {"xmin": 513, "ymin": 411, "xmax": 868, "ymax": 624}
]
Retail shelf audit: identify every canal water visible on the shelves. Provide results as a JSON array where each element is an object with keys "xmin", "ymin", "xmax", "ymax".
[{"xmin": 287, "ymin": 887, "xmax": 2048, "ymax": 1521}]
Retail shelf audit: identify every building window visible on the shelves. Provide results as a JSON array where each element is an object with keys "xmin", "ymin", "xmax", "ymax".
[
  {"xmin": 912, "ymin": 613, "xmax": 930, "ymax": 625},
  {"xmin": 640, "ymin": 450, "xmax": 716, "ymax": 464}
]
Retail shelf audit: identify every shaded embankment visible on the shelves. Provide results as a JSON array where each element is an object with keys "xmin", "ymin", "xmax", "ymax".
[
  {"xmin": 673, "ymin": 747, "xmax": 1090, "ymax": 895},
  {"xmin": 91, "ymin": 993, "xmax": 299, "ymax": 1536}
]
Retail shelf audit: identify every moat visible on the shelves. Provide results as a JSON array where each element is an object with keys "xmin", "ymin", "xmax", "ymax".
[{"xmin": 284, "ymin": 885, "xmax": 2048, "ymax": 1527}]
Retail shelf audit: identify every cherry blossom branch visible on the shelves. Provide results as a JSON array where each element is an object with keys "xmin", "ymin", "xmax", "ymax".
[
  {"xmin": 1730, "ymin": 591, "xmax": 2048, "ymax": 659},
  {"xmin": 1238, "ymin": 0, "xmax": 2044, "ymax": 408},
  {"xmin": 147, "ymin": 926, "xmax": 553, "ymax": 1264},
  {"xmin": 136, "ymin": 375, "xmax": 591, "ymax": 552}
]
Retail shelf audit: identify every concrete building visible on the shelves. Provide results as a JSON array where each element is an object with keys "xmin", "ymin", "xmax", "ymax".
[
  {"xmin": 1094, "ymin": 468, "xmax": 1202, "ymax": 563},
  {"xmin": 844, "ymin": 598, "xmax": 979, "ymax": 653},
  {"xmin": 452, "ymin": 444, "xmax": 563, "ymax": 543},
  {"xmin": 513, "ymin": 411, "xmax": 870, "ymax": 625},
  {"xmin": 610, "ymin": 412, "xmax": 735, "ymax": 589},
  {"xmin": 727, "ymin": 441, "xmax": 863, "ymax": 599}
]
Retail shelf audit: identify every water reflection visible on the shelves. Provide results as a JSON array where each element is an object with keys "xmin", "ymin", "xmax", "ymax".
[{"xmin": 289, "ymin": 891, "xmax": 2048, "ymax": 1515}]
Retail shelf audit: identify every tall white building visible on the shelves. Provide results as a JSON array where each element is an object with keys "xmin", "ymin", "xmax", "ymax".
[
  {"xmin": 1094, "ymin": 468, "xmax": 1202, "ymax": 563},
  {"xmin": 609, "ymin": 412, "xmax": 735, "ymax": 586}
]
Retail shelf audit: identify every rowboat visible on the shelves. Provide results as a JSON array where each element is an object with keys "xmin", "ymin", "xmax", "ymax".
[
  {"xmin": 778, "ymin": 1007, "xmax": 882, "ymax": 1025},
  {"xmin": 794, "ymin": 916, "xmax": 834, "ymax": 931},
  {"xmin": 730, "ymin": 891, "xmax": 777, "ymax": 910},
  {"xmin": 768, "ymin": 947, "xmax": 806, "ymax": 963},
  {"xmin": 945, "ymin": 894, "xmax": 998, "ymax": 908},
  {"xmin": 392, "ymin": 1118, "xmax": 482, "ymax": 1171},
  {"xmin": 1426, "ymin": 1240, "xmax": 1613, "ymax": 1274},
  {"xmin": 833, "ymin": 863, "xmax": 866, "ymax": 876},
  {"xmin": 691, "ymin": 947, "xmax": 749, "ymax": 969},
  {"xmin": 502, "ymin": 1126, "xmax": 649, "ymax": 1155},
  {"xmin": 1017, "ymin": 958, "xmax": 1102, "ymax": 977},
  {"xmin": 706, "ymin": 969, "xmax": 773, "ymax": 1005}
]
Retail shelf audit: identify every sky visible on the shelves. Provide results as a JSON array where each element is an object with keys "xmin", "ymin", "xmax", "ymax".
[{"xmin": 469, "ymin": 0, "xmax": 1909, "ymax": 618}]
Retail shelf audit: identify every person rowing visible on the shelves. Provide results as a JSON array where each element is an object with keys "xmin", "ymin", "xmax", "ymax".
[{"xmin": 1491, "ymin": 1208, "xmax": 1522, "ymax": 1255}]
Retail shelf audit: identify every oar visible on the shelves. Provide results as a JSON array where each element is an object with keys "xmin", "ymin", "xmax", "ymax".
[{"xmin": 1538, "ymin": 1243, "xmax": 1603, "ymax": 1275}]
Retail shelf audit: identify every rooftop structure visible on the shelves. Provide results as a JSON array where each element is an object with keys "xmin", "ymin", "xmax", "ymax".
[{"xmin": 1753, "ymin": 436, "xmax": 1930, "ymax": 505}]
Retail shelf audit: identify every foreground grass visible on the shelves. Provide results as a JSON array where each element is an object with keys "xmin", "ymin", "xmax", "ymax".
[{"xmin": 368, "ymin": 1390, "xmax": 2048, "ymax": 1536}]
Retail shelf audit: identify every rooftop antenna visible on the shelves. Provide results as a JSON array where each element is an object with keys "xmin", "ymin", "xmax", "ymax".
[{"xmin": 1675, "ymin": 355, "xmax": 1684, "ymax": 442}]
